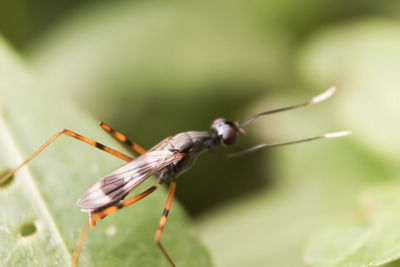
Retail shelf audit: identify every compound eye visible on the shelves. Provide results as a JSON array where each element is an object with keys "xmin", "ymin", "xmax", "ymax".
[{"xmin": 220, "ymin": 125, "xmax": 237, "ymax": 145}]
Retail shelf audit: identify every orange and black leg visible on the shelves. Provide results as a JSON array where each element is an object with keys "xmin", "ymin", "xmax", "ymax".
[
  {"xmin": 99, "ymin": 122, "xmax": 147, "ymax": 155},
  {"xmin": 89, "ymin": 183, "xmax": 161, "ymax": 226},
  {"xmin": 155, "ymin": 181, "xmax": 177, "ymax": 267},
  {"xmin": 0, "ymin": 128, "xmax": 140, "ymax": 267},
  {"xmin": 0, "ymin": 129, "xmax": 134, "ymax": 185},
  {"xmin": 71, "ymin": 182, "xmax": 161, "ymax": 267},
  {"xmin": 75, "ymin": 182, "xmax": 177, "ymax": 267}
]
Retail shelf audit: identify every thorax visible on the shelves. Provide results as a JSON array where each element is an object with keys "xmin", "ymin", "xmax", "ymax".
[
  {"xmin": 167, "ymin": 131, "xmax": 215, "ymax": 153},
  {"xmin": 160, "ymin": 131, "xmax": 216, "ymax": 179}
]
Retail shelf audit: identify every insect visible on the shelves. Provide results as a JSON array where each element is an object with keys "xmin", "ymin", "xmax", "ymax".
[{"xmin": 0, "ymin": 87, "xmax": 350, "ymax": 267}]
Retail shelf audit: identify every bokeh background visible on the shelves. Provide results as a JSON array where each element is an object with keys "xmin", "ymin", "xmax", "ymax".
[{"xmin": 1, "ymin": 0, "xmax": 400, "ymax": 266}]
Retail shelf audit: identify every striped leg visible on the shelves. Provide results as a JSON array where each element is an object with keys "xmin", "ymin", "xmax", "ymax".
[
  {"xmin": 71, "ymin": 183, "xmax": 162, "ymax": 267},
  {"xmin": 155, "ymin": 181, "xmax": 176, "ymax": 267},
  {"xmin": 99, "ymin": 122, "xmax": 147, "ymax": 155},
  {"xmin": 89, "ymin": 183, "xmax": 161, "ymax": 227},
  {"xmin": 0, "ymin": 129, "xmax": 133, "ymax": 185}
]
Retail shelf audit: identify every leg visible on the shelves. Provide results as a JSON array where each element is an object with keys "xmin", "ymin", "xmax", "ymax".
[
  {"xmin": 71, "ymin": 221, "xmax": 90, "ymax": 267},
  {"xmin": 71, "ymin": 182, "xmax": 161, "ymax": 267},
  {"xmin": 0, "ymin": 129, "xmax": 133, "ymax": 185},
  {"xmin": 99, "ymin": 122, "xmax": 147, "ymax": 155},
  {"xmin": 89, "ymin": 183, "xmax": 161, "ymax": 227},
  {"xmin": 155, "ymin": 181, "xmax": 176, "ymax": 267}
]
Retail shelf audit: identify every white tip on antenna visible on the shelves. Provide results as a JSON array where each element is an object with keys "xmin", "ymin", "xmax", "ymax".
[
  {"xmin": 240, "ymin": 86, "xmax": 338, "ymax": 128},
  {"xmin": 225, "ymin": 129, "xmax": 352, "ymax": 158},
  {"xmin": 310, "ymin": 86, "xmax": 336, "ymax": 104},
  {"xmin": 324, "ymin": 130, "xmax": 352, "ymax": 139}
]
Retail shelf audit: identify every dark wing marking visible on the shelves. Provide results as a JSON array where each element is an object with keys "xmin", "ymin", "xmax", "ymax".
[{"xmin": 76, "ymin": 150, "xmax": 183, "ymax": 212}]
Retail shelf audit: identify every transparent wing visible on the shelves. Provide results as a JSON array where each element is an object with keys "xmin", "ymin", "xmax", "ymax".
[
  {"xmin": 149, "ymin": 136, "xmax": 172, "ymax": 151},
  {"xmin": 76, "ymin": 150, "xmax": 183, "ymax": 212}
]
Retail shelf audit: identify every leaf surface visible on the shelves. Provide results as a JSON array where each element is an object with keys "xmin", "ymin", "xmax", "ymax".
[
  {"xmin": 0, "ymin": 37, "xmax": 213, "ymax": 267},
  {"xmin": 297, "ymin": 18, "xmax": 400, "ymax": 267}
]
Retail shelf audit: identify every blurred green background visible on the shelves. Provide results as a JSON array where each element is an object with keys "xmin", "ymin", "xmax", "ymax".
[{"xmin": 1, "ymin": 0, "xmax": 400, "ymax": 266}]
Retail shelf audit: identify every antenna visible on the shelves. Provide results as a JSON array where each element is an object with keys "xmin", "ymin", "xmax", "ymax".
[
  {"xmin": 225, "ymin": 130, "xmax": 352, "ymax": 158},
  {"xmin": 240, "ymin": 87, "xmax": 336, "ymax": 128}
]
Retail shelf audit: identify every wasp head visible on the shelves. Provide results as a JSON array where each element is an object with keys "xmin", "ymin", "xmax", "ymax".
[{"xmin": 210, "ymin": 118, "xmax": 244, "ymax": 146}]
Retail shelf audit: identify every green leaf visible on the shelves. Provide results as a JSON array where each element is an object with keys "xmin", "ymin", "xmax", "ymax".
[
  {"xmin": 297, "ymin": 18, "xmax": 400, "ymax": 163},
  {"xmin": 296, "ymin": 18, "xmax": 400, "ymax": 266},
  {"xmin": 305, "ymin": 183, "xmax": 400, "ymax": 267},
  {"xmin": 0, "ymin": 37, "xmax": 213, "ymax": 266}
]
